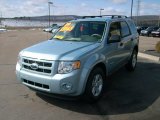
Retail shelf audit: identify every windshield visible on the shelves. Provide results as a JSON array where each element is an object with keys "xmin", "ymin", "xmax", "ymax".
[
  {"xmin": 146, "ymin": 27, "xmax": 153, "ymax": 31},
  {"xmin": 52, "ymin": 21, "xmax": 106, "ymax": 42},
  {"xmin": 157, "ymin": 28, "xmax": 160, "ymax": 31}
]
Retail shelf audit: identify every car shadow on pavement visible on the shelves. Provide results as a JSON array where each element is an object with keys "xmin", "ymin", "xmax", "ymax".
[{"xmin": 37, "ymin": 61, "xmax": 160, "ymax": 115}]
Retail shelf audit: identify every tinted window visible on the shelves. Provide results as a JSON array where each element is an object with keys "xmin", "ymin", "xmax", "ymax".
[
  {"xmin": 120, "ymin": 21, "xmax": 131, "ymax": 37},
  {"xmin": 146, "ymin": 27, "xmax": 153, "ymax": 31},
  {"xmin": 127, "ymin": 20, "xmax": 137, "ymax": 34},
  {"xmin": 157, "ymin": 28, "xmax": 160, "ymax": 32},
  {"xmin": 108, "ymin": 22, "xmax": 121, "ymax": 42},
  {"xmin": 53, "ymin": 21, "xmax": 106, "ymax": 42},
  {"xmin": 153, "ymin": 27, "xmax": 159, "ymax": 30}
]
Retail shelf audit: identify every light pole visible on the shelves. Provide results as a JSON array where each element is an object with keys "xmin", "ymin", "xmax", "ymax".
[
  {"xmin": 100, "ymin": 9, "xmax": 104, "ymax": 16},
  {"xmin": 158, "ymin": 15, "xmax": 160, "ymax": 27},
  {"xmin": 131, "ymin": 0, "xmax": 133, "ymax": 19},
  {"xmin": 48, "ymin": 1, "xmax": 53, "ymax": 27}
]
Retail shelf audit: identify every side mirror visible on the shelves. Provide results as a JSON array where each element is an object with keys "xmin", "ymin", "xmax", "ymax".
[{"xmin": 109, "ymin": 35, "xmax": 121, "ymax": 43}]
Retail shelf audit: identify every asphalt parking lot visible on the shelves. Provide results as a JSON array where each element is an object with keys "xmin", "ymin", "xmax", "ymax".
[{"xmin": 0, "ymin": 30, "xmax": 160, "ymax": 120}]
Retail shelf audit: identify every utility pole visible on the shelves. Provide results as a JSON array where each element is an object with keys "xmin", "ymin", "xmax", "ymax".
[
  {"xmin": 48, "ymin": 1, "xmax": 53, "ymax": 27},
  {"xmin": 100, "ymin": 9, "xmax": 104, "ymax": 16},
  {"xmin": 136, "ymin": 0, "xmax": 140, "ymax": 26},
  {"xmin": 131, "ymin": 0, "xmax": 133, "ymax": 19},
  {"xmin": 0, "ymin": 11, "xmax": 2, "ymax": 27},
  {"xmin": 158, "ymin": 15, "xmax": 160, "ymax": 27}
]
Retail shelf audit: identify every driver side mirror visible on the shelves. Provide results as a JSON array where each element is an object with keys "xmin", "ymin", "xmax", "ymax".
[{"xmin": 108, "ymin": 35, "xmax": 121, "ymax": 43}]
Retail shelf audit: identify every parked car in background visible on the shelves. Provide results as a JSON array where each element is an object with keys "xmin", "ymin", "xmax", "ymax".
[
  {"xmin": 136, "ymin": 26, "xmax": 148, "ymax": 35},
  {"xmin": 43, "ymin": 24, "xmax": 59, "ymax": 33},
  {"xmin": 151, "ymin": 28, "xmax": 160, "ymax": 37},
  {"xmin": 0, "ymin": 28, "xmax": 7, "ymax": 32},
  {"xmin": 140, "ymin": 26, "xmax": 159, "ymax": 36},
  {"xmin": 51, "ymin": 25, "xmax": 62, "ymax": 35}
]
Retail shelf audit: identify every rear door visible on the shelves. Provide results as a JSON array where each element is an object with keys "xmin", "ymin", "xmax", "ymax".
[{"xmin": 118, "ymin": 21, "xmax": 133, "ymax": 63}]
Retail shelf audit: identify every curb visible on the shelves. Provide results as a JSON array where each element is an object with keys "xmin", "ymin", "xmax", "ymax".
[{"xmin": 138, "ymin": 52, "xmax": 160, "ymax": 62}]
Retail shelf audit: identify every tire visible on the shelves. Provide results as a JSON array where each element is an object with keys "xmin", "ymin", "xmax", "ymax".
[
  {"xmin": 148, "ymin": 33, "xmax": 152, "ymax": 37},
  {"xmin": 125, "ymin": 49, "xmax": 138, "ymax": 72},
  {"xmin": 83, "ymin": 67, "xmax": 105, "ymax": 103}
]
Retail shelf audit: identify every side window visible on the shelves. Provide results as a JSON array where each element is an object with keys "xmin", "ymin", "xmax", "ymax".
[
  {"xmin": 108, "ymin": 22, "xmax": 121, "ymax": 42},
  {"xmin": 120, "ymin": 21, "xmax": 131, "ymax": 37},
  {"xmin": 90, "ymin": 22, "xmax": 105, "ymax": 36},
  {"xmin": 127, "ymin": 20, "xmax": 137, "ymax": 34}
]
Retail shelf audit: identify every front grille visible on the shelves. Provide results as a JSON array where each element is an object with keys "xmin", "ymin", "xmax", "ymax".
[
  {"xmin": 22, "ymin": 58, "xmax": 52, "ymax": 74},
  {"xmin": 23, "ymin": 79, "xmax": 49, "ymax": 89}
]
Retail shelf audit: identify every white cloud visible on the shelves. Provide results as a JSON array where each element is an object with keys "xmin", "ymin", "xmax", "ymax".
[
  {"xmin": 111, "ymin": 0, "xmax": 127, "ymax": 4},
  {"xmin": 81, "ymin": 3, "xmax": 87, "ymax": 7},
  {"xmin": 0, "ymin": 0, "xmax": 159, "ymax": 17},
  {"xmin": 102, "ymin": 7, "xmax": 125, "ymax": 15},
  {"xmin": 0, "ymin": 0, "xmax": 48, "ymax": 17},
  {"xmin": 133, "ymin": 2, "xmax": 160, "ymax": 15},
  {"xmin": 141, "ymin": 2, "xmax": 160, "ymax": 10},
  {"xmin": 0, "ymin": 0, "xmax": 127, "ymax": 17}
]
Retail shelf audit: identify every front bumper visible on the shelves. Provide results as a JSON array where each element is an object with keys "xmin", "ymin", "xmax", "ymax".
[
  {"xmin": 140, "ymin": 32, "xmax": 148, "ymax": 36},
  {"xmin": 16, "ymin": 63, "xmax": 82, "ymax": 96},
  {"xmin": 151, "ymin": 33, "xmax": 160, "ymax": 37}
]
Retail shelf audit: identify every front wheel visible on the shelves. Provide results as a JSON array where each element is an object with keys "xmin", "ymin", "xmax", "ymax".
[
  {"xmin": 148, "ymin": 33, "xmax": 152, "ymax": 37},
  {"xmin": 125, "ymin": 50, "xmax": 138, "ymax": 71},
  {"xmin": 84, "ymin": 67, "xmax": 105, "ymax": 102}
]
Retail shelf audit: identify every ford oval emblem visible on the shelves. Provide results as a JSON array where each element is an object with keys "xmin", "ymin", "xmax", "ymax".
[{"xmin": 30, "ymin": 63, "xmax": 39, "ymax": 70}]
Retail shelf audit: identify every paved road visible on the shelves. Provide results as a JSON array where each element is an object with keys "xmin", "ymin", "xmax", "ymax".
[
  {"xmin": 0, "ymin": 30, "xmax": 160, "ymax": 120},
  {"xmin": 0, "ymin": 57, "xmax": 160, "ymax": 120}
]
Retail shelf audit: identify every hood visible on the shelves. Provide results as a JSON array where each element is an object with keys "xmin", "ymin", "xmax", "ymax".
[{"xmin": 22, "ymin": 39, "xmax": 100, "ymax": 60}]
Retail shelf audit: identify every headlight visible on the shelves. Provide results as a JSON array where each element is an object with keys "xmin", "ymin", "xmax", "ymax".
[{"xmin": 58, "ymin": 61, "xmax": 81, "ymax": 74}]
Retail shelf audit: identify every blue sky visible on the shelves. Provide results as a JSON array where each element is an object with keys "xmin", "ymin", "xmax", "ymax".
[{"xmin": 0, "ymin": 0, "xmax": 160, "ymax": 18}]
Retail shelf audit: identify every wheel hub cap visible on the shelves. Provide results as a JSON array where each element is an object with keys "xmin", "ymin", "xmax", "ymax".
[
  {"xmin": 92, "ymin": 74, "xmax": 103, "ymax": 97},
  {"xmin": 132, "ymin": 53, "xmax": 137, "ymax": 67}
]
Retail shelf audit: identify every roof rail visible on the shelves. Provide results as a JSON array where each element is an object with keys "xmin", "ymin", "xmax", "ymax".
[
  {"xmin": 102, "ymin": 15, "xmax": 127, "ymax": 18},
  {"xmin": 82, "ymin": 15, "xmax": 127, "ymax": 19},
  {"xmin": 82, "ymin": 16, "xmax": 101, "ymax": 19}
]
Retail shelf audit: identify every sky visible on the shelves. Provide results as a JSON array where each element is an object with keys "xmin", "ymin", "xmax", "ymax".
[{"xmin": 0, "ymin": 0, "xmax": 160, "ymax": 18}]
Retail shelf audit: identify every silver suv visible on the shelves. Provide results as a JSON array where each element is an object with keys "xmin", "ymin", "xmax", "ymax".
[{"xmin": 16, "ymin": 15, "xmax": 139, "ymax": 102}]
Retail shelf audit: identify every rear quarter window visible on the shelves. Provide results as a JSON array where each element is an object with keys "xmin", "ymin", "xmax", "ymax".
[
  {"xmin": 127, "ymin": 20, "xmax": 137, "ymax": 34},
  {"xmin": 120, "ymin": 21, "xmax": 131, "ymax": 37}
]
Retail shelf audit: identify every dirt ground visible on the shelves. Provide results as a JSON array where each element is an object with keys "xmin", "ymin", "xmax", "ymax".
[{"xmin": 139, "ymin": 36, "xmax": 160, "ymax": 52}]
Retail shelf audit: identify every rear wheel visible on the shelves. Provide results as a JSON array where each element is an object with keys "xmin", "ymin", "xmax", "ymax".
[
  {"xmin": 125, "ymin": 49, "xmax": 138, "ymax": 71},
  {"xmin": 84, "ymin": 67, "xmax": 105, "ymax": 102}
]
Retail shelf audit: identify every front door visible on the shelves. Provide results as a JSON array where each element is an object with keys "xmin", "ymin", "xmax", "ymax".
[{"xmin": 105, "ymin": 21, "xmax": 124, "ymax": 74}]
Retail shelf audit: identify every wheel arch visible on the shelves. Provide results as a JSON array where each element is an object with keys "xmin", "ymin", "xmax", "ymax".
[
  {"xmin": 134, "ymin": 45, "xmax": 138, "ymax": 53},
  {"xmin": 91, "ymin": 62, "xmax": 107, "ymax": 78},
  {"xmin": 81, "ymin": 62, "xmax": 107, "ymax": 94}
]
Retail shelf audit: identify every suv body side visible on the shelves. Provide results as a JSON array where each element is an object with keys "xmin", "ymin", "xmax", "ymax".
[{"xmin": 68, "ymin": 19, "xmax": 139, "ymax": 95}]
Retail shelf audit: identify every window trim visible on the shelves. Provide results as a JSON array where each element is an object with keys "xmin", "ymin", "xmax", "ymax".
[
  {"xmin": 52, "ymin": 21, "xmax": 107, "ymax": 43},
  {"xmin": 107, "ymin": 21, "xmax": 121, "ymax": 44},
  {"xmin": 120, "ymin": 21, "xmax": 132, "ymax": 38},
  {"xmin": 126, "ymin": 20, "xmax": 137, "ymax": 34}
]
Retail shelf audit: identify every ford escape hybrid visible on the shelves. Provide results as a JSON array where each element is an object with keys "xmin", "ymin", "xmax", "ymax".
[{"xmin": 16, "ymin": 15, "xmax": 139, "ymax": 102}]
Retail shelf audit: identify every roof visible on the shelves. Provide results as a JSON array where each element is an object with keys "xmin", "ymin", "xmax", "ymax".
[
  {"xmin": 72, "ymin": 18, "xmax": 109, "ymax": 22},
  {"xmin": 71, "ymin": 15, "xmax": 128, "ymax": 22}
]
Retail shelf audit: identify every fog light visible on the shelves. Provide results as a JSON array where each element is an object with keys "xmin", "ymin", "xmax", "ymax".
[{"xmin": 61, "ymin": 83, "xmax": 72, "ymax": 91}]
